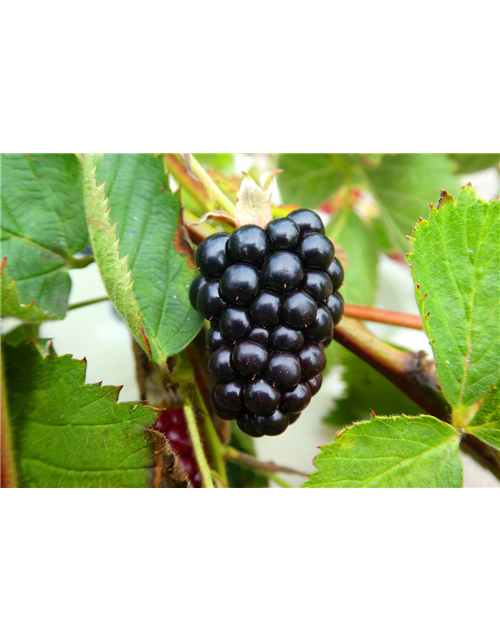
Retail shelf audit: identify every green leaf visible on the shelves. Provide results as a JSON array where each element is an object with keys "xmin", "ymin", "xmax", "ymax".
[
  {"xmin": 1, "ymin": 258, "xmax": 60, "ymax": 321},
  {"xmin": 327, "ymin": 352, "xmax": 422, "ymax": 426},
  {"xmin": 82, "ymin": 157, "xmax": 152, "ymax": 358},
  {"xmin": 1, "ymin": 154, "xmax": 88, "ymax": 318},
  {"xmin": 364, "ymin": 154, "xmax": 459, "ymax": 254},
  {"xmin": 465, "ymin": 384, "xmax": 500, "ymax": 451},
  {"xmin": 93, "ymin": 154, "xmax": 203, "ymax": 362},
  {"xmin": 304, "ymin": 415, "xmax": 463, "ymax": 488},
  {"xmin": 409, "ymin": 186, "xmax": 500, "ymax": 425},
  {"xmin": 277, "ymin": 154, "xmax": 346, "ymax": 209},
  {"xmin": 3, "ymin": 340, "xmax": 168, "ymax": 488},
  {"xmin": 326, "ymin": 208, "xmax": 379, "ymax": 306},
  {"xmin": 448, "ymin": 154, "xmax": 500, "ymax": 174}
]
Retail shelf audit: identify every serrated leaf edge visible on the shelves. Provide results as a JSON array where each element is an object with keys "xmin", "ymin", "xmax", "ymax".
[{"xmin": 83, "ymin": 159, "xmax": 152, "ymax": 359}]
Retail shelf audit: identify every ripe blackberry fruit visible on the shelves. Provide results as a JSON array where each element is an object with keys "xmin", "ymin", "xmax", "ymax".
[
  {"xmin": 206, "ymin": 325, "xmax": 228, "ymax": 353},
  {"xmin": 220, "ymin": 264, "xmax": 260, "ymax": 305},
  {"xmin": 191, "ymin": 208, "xmax": 344, "ymax": 437},
  {"xmin": 208, "ymin": 346, "xmax": 235, "ymax": 381},
  {"xmin": 253, "ymin": 409, "xmax": 289, "ymax": 436},
  {"xmin": 195, "ymin": 233, "xmax": 230, "ymax": 277},
  {"xmin": 307, "ymin": 374, "xmax": 323, "ymax": 396},
  {"xmin": 196, "ymin": 280, "xmax": 227, "ymax": 319},
  {"xmin": 270, "ymin": 325, "xmax": 304, "ymax": 352}
]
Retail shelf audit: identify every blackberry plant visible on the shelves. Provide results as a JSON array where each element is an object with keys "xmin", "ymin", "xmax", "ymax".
[
  {"xmin": 1, "ymin": 152, "xmax": 499, "ymax": 488},
  {"xmin": 190, "ymin": 209, "xmax": 344, "ymax": 437}
]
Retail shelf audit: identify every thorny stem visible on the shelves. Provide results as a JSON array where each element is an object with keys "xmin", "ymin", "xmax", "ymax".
[
  {"xmin": 183, "ymin": 398, "xmax": 214, "ymax": 489},
  {"xmin": 343, "ymin": 304, "xmax": 424, "ymax": 330},
  {"xmin": 178, "ymin": 154, "xmax": 236, "ymax": 216}
]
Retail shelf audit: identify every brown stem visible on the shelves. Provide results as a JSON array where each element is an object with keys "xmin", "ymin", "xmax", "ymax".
[
  {"xmin": 334, "ymin": 317, "xmax": 449, "ymax": 421},
  {"xmin": 224, "ymin": 446, "xmax": 308, "ymax": 478},
  {"xmin": 344, "ymin": 304, "xmax": 424, "ymax": 330}
]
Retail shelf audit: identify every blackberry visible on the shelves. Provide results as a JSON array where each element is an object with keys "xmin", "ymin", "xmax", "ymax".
[
  {"xmin": 288, "ymin": 209, "xmax": 325, "ymax": 235},
  {"xmin": 252, "ymin": 409, "xmax": 289, "ymax": 436},
  {"xmin": 305, "ymin": 305, "xmax": 334, "ymax": 343},
  {"xmin": 298, "ymin": 342, "xmax": 327, "ymax": 379},
  {"xmin": 232, "ymin": 341, "xmax": 269, "ymax": 377},
  {"xmin": 281, "ymin": 381, "xmax": 311, "ymax": 413},
  {"xmin": 219, "ymin": 307, "xmax": 251, "ymax": 340},
  {"xmin": 270, "ymin": 325, "xmax": 304, "ymax": 352},
  {"xmin": 250, "ymin": 291, "xmax": 281, "ymax": 325},
  {"xmin": 325, "ymin": 291, "xmax": 345, "ymax": 326},
  {"xmin": 303, "ymin": 270, "xmax": 333, "ymax": 302},
  {"xmin": 197, "ymin": 280, "xmax": 227, "ymax": 320},
  {"xmin": 265, "ymin": 352, "xmax": 302, "ymax": 390},
  {"xmin": 195, "ymin": 233, "xmax": 231, "ymax": 277},
  {"xmin": 244, "ymin": 378, "xmax": 280, "ymax": 415},
  {"xmin": 228, "ymin": 225, "xmax": 268, "ymax": 265},
  {"xmin": 206, "ymin": 325, "xmax": 228, "ymax": 353},
  {"xmin": 308, "ymin": 374, "xmax": 323, "ymax": 396},
  {"xmin": 247, "ymin": 326, "xmax": 270, "ymax": 345},
  {"xmin": 326, "ymin": 258, "xmax": 344, "ymax": 290},
  {"xmin": 208, "ymin": 346, "xmax": 235, "ymax": 381},
  {"xmin": 282, "ymin": 290, "xmax": 317, "ymax": 328},
  {"xmin": 261, "ymin": 251, "xmax": 304, "ymax": 292},
  {"xmin": 191, "ymin": 209, "xmax": 344, "ymax": 437},
  {"xmin": 220, "ymin": 264, "xmax": 260, "ymax": 305},
  {"xmin": 214, "ymin": 379, "xmax": 244, "ymax": 412},
  {"xmin": 189, "ymin": 274, "xmax": 207, "ymax": 310}
]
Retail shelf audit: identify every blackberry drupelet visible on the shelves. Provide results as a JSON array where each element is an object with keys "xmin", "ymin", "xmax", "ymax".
[{"xmin": 190, "ymin": 208, "xmax": 344, "ymax": 436}]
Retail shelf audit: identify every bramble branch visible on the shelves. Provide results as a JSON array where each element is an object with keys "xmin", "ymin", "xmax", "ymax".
[{"xmin": 343, "ymin": 304, "xmax": 424, "ymax": 330}]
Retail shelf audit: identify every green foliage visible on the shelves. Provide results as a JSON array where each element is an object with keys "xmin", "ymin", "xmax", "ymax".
[
  {"xmin": 409, "ymin": 187, "xmax": 499, "ymax": 424},
  {"xmin": 466, "ymin": 384, "xmax": 500, "ymax": 450},
  {"xmin": 0, "ymin": 153, "xmax": 88, "ymax": 317},
  {"xmin": 3, "ymin": 340, "xmax": 161, "ymax": 488},
  {"xmin": 1, "ymin": 260, "xmax": 60, "ymax": 321},
  {"xmin": 277, "ymin": 154, "xmax": 346, "ymax": 209},
  {"xmin": 327, "ymin": 352, "xmax": 421, "ymax": 426},
  {"xmin": 448, "ymin": 153, "xmax": 500, "ymax": 174},
  {"xmin": 326, "ymin": 208, "xmax": 379, "ymax": 306},
  {"xmin": 304, "ymin": 415, "xmax": 463, "ymax": 488},
  {"xmin": 93, "ymin": 154, "xmax": 203, "ymax": 362},
  {"xmin": 364, "ymin": 153, "xmax": 459, "ymax": 253}
]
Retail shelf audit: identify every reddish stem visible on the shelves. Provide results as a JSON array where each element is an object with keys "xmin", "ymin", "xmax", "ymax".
[{"xmin": 344, "ymin": 304, "xmax": 424, "ymax": 330}]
